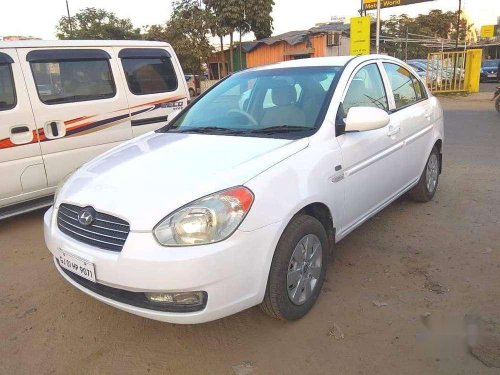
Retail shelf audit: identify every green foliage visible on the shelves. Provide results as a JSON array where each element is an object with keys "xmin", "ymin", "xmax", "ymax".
[
  {"xmin": 204, "ymin": 0, "xmax": 274, "ymax": 72},
  {"xmin": 56, "ymin": 7, "xmax": 141, "ymax": 40},
  {"xmin": 143, "ymin": 0, "xmax": 213, "ymax": 75},
  {"xmin": 381, "ymin": 10, "xmax": 473, "ymax": 59},
  {"xmin": 247, "ymin": 0, "xmax": 274, "ymax": 40}
]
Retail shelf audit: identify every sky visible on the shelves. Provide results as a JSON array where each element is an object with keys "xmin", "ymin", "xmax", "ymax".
[{"xmin": 0, "ymin": 0, "xmax": 498, "ymax": 40}]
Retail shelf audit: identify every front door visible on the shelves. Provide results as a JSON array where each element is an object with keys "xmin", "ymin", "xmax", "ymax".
[
  {"xmin": 0, "ymin": 49, "xmax": 47, "ymax": 206},
  {"xmin": 17, "ymin": 47, "xmax": 132, "ymax": 187},
  {"xmin": 337, "ymin": 62, "xmax": 405, "ymax": 234}
]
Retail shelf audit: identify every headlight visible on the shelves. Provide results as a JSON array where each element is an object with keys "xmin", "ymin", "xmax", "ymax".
[{"xmin": 154, "ymin": 186, "xmax": 254, "ymax": 246}]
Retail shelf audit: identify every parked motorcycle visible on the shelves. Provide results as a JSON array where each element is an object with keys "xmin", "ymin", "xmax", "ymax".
[{"xmin": 494, "ymin": 86, "xmax": 500, "ymax": 114}]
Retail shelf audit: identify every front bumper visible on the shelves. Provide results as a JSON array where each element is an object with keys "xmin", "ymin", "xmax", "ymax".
[{"xmin": 44, "ymin": 206, "xmax": 283, "ymax": 324}]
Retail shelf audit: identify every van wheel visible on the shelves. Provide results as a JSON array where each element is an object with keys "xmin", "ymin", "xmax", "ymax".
[
  {"xmin": 189, "ymin": 88, "xmax": 195, "ymax": 98},
  {"xmin": 408, "ymin": 147, "xmax": 440, "ymax": 202},
  {"xmin": 260, "ymin": 215, "xmax": 328, "ymax": 321}
]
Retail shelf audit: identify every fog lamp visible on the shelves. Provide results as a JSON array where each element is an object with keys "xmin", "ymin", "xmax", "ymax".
[{"xmin": 145, "ymin": 291, "xmax": 206, "ymax": 306}]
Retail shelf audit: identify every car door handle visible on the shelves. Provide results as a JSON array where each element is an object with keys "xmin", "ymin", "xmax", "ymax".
[
  {"xmin": 43, "ymin": 120, "xmax": 66, "ymax": 139},
  {"xmin": 10, "ymin": 125, "xmax": 30, "ymax": 135},
  {"xmin": 424, "ymin": 112, "xmax": 432, "ymax": 120},
  {"xmin": 387, "ymin": 127, "xmax": 401, "ymax": 137}
]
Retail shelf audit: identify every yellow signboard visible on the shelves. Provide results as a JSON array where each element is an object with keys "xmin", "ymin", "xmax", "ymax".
[
  {"xmin": 350, "ymin": 16, "xmax": 371, "ymax": 55},
  {"xmin": 480, "ymin": 25, "xmax": 495, "ymax": 38}
]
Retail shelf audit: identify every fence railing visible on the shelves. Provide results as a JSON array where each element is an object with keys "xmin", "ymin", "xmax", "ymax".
[{"xmin": 426, "ymin": 49, "xmax": 482, "ymax": 94}]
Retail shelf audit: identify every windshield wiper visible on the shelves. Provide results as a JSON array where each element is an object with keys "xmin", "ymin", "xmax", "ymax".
[
  {"xmin": 250, "ymin": 125, "xmax": 313, "ymax": 134},
  {"xmin": 175, "ymin": 126, "xmax": 248, "ymax": 135}
]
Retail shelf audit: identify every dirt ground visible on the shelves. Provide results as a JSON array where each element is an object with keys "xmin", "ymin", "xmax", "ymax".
[{"xmin": 1, "ymin": 85, "xmax": 499, "ymax": 375}]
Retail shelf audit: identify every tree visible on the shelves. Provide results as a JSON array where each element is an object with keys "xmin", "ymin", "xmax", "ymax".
[
  {"xmin": 144, "ymin": 0, "xmax": 213, "ymax": 76},
  {"xmin": 381, "ymin": 10, "xmax": 474, "ymax": 60},
  {"xmin": 246, "ymin": 0, "xmax": 274, "ymax": 40},
  {"xmin": 205, "ymin": 0, "xmax": 274, "ymax": 73},
  {"xmin": 56, "ymin": 7, "xmax": 141, "ymax": 40}
]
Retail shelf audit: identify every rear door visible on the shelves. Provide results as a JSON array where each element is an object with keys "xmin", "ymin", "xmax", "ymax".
[
  {"xmin": 382, "ymin": 62, "xmax": 434, "ymax": 185},
  {"xmin": 0, "ymin": 49, "xmax": 47, "ymax": 206},
  {"xmin": 17, "ymin": 47, "xmax": 132, "ymax": 187},
  {"xmin": 337, "ymin": 61, "xmax": 405, "ymax": 233},
  {"xmin": 115, "ymin": 46, "xmax": 188, "ymax": 137}
]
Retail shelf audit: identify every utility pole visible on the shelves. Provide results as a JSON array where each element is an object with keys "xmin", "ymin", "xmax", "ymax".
[
  {"xmin": 376, "ymin": 0, "xmax": 381, "ymax": 54},
  {"xmin": 405, "ymin": 27, "xmax": 409, "ymax": 61},
  {"xmin": 455, "ymin": 0, "xmax": 462, "ymax": 49},
  {"xmin": 66, "ymin": 0, "xmax": 74, "ymax": 38}
]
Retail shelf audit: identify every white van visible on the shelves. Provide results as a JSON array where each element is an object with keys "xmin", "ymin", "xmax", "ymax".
[{"xmin": 0, "ymin": 40, "xmax": 189, "ymax": 219}]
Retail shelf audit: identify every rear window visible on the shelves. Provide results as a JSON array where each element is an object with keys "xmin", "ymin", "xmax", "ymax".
[
  {"xmin": 0, "ymin": 64, "xmax": 16, "ymax": 111},
  {"xmin": 31, "ymin": 59, "xmax": 115, "ymax": 105},
  {"xmin": 121, "ymin": 57, "xmax": 178, "ymax": 95}
]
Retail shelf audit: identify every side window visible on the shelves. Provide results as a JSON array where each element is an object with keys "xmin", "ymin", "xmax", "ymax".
[
  {"xmin": 121, "ymin": 54, "xmax": 178, "ymax": 95},
  {"xmin": 30, "ymin": 54, "xmax": 115, "ymax": 105},
  {"xmin": 342, "ymin": 63, "xmax": 388, "ymax": 115},
  {"xmin": 383, "ymin": 63, "xmax": 418, "ymax": 109},
  {"xmin": 411, "ymin": 75, "xmax": 427, "ymax": 101},
  {"xmin": 0, "ymin": 63, "xmax": 16, "ymax": 111}
]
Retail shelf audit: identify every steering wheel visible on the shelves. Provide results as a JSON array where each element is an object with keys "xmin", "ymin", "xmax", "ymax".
[{"xmin": 227, "ymin": 109, "xmax": 258, "ymax": 127}]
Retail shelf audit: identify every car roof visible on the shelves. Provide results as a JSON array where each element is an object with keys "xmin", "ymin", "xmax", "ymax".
[
  {"xmin": 0, "ymin": 40, "xmax": 171, "ymax": 49},
  {"xmin": 245, "ymin": 54, "xmax": 407, "ymax": 72}
]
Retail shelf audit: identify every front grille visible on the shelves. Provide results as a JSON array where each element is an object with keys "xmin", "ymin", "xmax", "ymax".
[{"xmin": 57, "ymin": 203, "xmax": 130, "ymax": 252}]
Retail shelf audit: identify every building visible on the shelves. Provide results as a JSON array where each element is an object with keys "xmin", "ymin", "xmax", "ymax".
[
  {"xmin": 207, "ymin": 41, "xmax": 259, "ymax": 79},
  {"xmin": 208, "ymin": 22, "xmax": 351, "ymax": 77},
  {"xmin": 1, "ymin": 35, "xmax": 41, "ymax": 41}
]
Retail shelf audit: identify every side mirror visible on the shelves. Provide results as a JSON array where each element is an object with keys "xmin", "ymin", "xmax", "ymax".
[{"xmin": 344, "ymin": 107, "xmax": 390, "ymax": 132}]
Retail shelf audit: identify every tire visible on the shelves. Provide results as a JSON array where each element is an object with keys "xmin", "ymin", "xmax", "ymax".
[
  {"xmin": 188, "ymin": 88, "xmax": 195, "ymax": 98},
  {"xmin": 495, "ymin": 98, "xmax": 500, "ymax": 114},
  {"xmin": 408, "ymin": 146, "xmax": 440, "ymax": 203},
  {"xmin": 260, "ymin": 215, "xmax": 329, "ymax": 321}
]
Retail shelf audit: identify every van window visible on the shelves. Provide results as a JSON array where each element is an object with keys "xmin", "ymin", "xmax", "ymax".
[
  {"xmin": 121, "ymin": 57, "xmax": 178, "ymax": 95},
  {"xmin": 0, "ymin": 64, "xmax": 16, "ymax": 111},
  {"xmin": 31, "ymin": 59, "xmax": 115, "ymax": 105}
]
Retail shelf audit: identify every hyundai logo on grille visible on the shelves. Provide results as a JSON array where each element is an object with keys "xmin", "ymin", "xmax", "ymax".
[{"xmin": 78, "ymin": 207, "xmax": 96, "ymax": 226}]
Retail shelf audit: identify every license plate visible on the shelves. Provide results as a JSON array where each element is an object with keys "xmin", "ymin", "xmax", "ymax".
[
  {"xmin": 57, "ymin": 249, "xmax": 96, "ymax": 282},
  {"xmin": 488, "ymin": 73, "xmax": 496, "ymax": 78}
]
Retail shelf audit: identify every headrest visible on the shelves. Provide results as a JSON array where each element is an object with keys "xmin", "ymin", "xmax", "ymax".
[{"xmin": 271, "ymin": 83, "xmax": 297, "ymax": 107}]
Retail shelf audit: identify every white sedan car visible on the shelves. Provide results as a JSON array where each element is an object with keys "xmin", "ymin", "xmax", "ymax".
[{"xmin": 44, "ymin": 55, "xmax": 443, "ymax": 324}]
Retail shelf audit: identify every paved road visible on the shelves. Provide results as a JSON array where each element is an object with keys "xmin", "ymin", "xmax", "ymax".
[{"xmin": 1, "ymin": 92, "xmax": 499, "ymax": 374}]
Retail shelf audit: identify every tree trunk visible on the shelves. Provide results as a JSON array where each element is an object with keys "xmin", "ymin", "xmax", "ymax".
[
  {"xmin": 239, "ymin": 29, "xmax": 243, "ymax": 70},
  {"xmin": 229, "ymin": 31, "xmax": 234, "ymax": 73},
  {"xmin": 219, "ymin": 35, "xmax": 226, "ymax": 78}
]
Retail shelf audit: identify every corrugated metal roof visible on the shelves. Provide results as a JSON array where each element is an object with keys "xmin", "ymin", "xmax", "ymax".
[{"xmin": 248, "ymin": 22, "xmax": 350, "ymax": 51}]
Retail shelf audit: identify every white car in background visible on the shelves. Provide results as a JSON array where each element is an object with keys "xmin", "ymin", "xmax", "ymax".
[{"xmin": 44, "ymin": 55, "xmax": 443, "ymax": 324}]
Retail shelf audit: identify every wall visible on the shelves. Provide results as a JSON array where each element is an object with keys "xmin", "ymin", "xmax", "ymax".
[
  {"xmin": 247, "ymin": 35, "xmax": 327, "ymax": 68},
  {"xmin": 325, "ymin": 35, "xmax": 351, "ymax": 57}
]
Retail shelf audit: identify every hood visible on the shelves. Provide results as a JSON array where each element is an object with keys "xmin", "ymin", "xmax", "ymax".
[{"xmin": 58, "ymin": 132, "xmax": 309, "ymax": 230}]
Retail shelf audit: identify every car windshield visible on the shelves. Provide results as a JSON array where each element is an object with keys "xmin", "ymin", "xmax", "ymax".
[
  {"xmin": 483, "ymin": 60, "xmax": 499, "ymax": 68},
  {"xmin": 162, "ymin": 66, "xmax": 341, "ymax": 138}
]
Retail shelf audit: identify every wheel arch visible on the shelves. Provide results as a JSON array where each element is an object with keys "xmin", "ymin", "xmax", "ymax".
[
  {"xmin": 295, "ymin": 202, "xmax": 335, "ymax": 253},
  {"xmin": 433, "ymin": 139, "xmax": 443, "ymax": 173}
]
